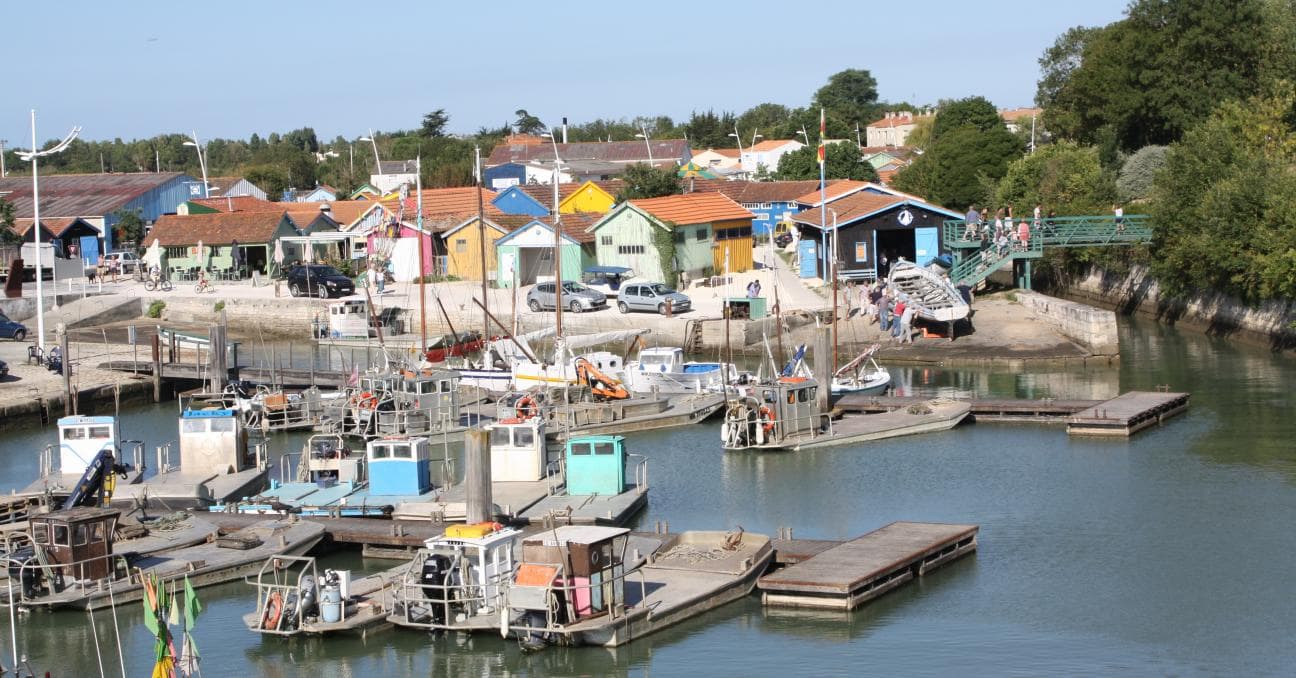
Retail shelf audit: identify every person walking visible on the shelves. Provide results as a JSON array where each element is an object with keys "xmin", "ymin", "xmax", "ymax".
[
  {"xmin": 1018, "ymin": 218, "xmax": 1031, "ymax": 251},
  {"xmin": 1113, "ymin": 203, "xmax": 1125, "ymax": 233},
  {"xmin": 890, "ymin": 296, "xmax": 907, "ymax": 341},
  {"xmin": 963, "ymin": 205, "xmax": 980, "ymax": 240}
]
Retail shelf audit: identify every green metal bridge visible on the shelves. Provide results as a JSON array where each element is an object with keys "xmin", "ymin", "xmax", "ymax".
[{"xmin": 941, "ymin": 215, "xmax": 1151, "ymax": 288}]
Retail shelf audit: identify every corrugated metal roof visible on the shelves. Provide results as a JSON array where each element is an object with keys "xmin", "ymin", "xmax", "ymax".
[
  {"xmin": 0, "ymin": 172, "xmax": 191, "ymax": 218},
  {"xmin": 630, "ymin": 193, "xmax": 753, "ymax": 226}
]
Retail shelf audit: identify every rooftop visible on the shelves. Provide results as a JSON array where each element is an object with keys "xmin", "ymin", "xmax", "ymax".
[
  {"xmin": 629, "ymin": 192, "xmax": 753, "ymax": 226},
  {"xmin": 147, "ymin": 211, "xmax": 289, "ymax": 246},
  {"xmin": 11, "ymin": 217, "xmax": 88, "ymax": 238},
  {"xmin": 0, "ymin": 172, "xmax": 191, "ymax": 219},
  {"xmin": 686, "ymin": 178, "xmax": 847, "ymax": 204},
  {"xmin": 1000, "ymin": 107, "xmax": 1043, "ymax": 122},
  {"xmin": 748, "ymin": 139, "xmax": 802, "ymax": 152},
  {"xmin": 487, "ymin": 139, "xmax": 691, "ymax": 166},
  {"xmin": 694, "ymin": 148, "xmax": 741, "ymax": 158},
  {"xmin": 496, "ymin": 212, "xmax": 603, "ymax": 244}
]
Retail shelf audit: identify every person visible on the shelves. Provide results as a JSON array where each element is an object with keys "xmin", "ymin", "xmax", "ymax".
[
  {"xmin": 963, "ymin": 205, "xmax": 981, "ymax": 240},
  {"xmin": 897, "ymin": 299, "xmax": 916, "ymax": 344},
  {"xmin": 1046, "ymin": 209, "xmax": 1057, "ymax": 235},
  {"xmin": 996, "ymin": 229, "xmax": 1010, "ymax": 257},
  {"xmin": 746, "ymin": 279, "xmax": 761, "ymax": 298},
  {"xmin": 231, "ymin": 239, "xmax": 243, "ymax": 275},
  {"xmin": 1113, "ymin": 203, "xmax": 1125, "ymax": 233},
  {"xmin": 890, "ymin": 296, "xmax": 908, "ymax": 341},
  {"xmin": 108, "ymin": 255, "xmax": 120, "ymax": 283},
  {"xmin": 1018, "ymin": 218, "xmax": 1031, "ymax": 251},
  {"xmin": 878, "ymin": 291, "xmax": 893, "ymax": 332},
  {"xmin": 368, "ymin": 261, "xmax": 380, "ymax": 293},
  {"xmin": 879, "ymin": 251, "xmax": 890, "ymax": 280},
  {"xmin": 1033, "ymin": 204, "xmax": 1042, "ymax": 230}
]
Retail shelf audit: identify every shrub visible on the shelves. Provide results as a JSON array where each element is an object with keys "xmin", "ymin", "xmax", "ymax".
[
  {"xmin": 146, "ymin": 300, "xmax": 166, "ymax": 318},
  {"xmin": 213, "ymin": 301, "xmax": 225, "ymax": 313}
]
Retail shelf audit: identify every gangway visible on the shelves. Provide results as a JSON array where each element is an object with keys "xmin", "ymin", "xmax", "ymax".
[{"xmin": 941, "ymin": 214, "xmax": 1150, "ymax": 288}]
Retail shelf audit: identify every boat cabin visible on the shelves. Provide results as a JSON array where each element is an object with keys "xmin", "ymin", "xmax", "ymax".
[
  {"xmin": 565, "ymin": 435, "xmax": 627, "ymax": 496},
  {"xmin": 179, "ymin": 408, "xmax": 254, "ymax": 475},
  {"xmin": 29, "ymin": 507, "xmax": 120, "ymax": 581},
  {"xmin": 581, "ymin": 266, "xmax": 634, "ymax": 297},
  {"xmin": 392, "ymin": 368, "xmax": 460, "ymax": 412},
  {"xmin": 56, "ymin": 415, "xmax": 119, "ymax": 476},
  {"xmin": 422, "ymin": 523, "xmax": 522, "ymax": 612},
  {"xmin": 760, "ymin": 378, "xmax": 820, "ymax": 439},
  {"xmin": 490, "ymin": 417, "xmax": 547, "ymax": 482},
  {"xmin": 366, "ymin": 437, "xmax": 433, "ymax": 496},
  {"xmin": 634, "ymin": 347, "xmax": 684, "ymax": 373},
  {"xmin": 516, "ymin": 526, "xmax": 629, "ymax": 621},
  {"xmin": 326, "ymin": 299, "xmax": 372, "ymax": 338},
  {"xmin": 304, "ymin": 435, "xmax": 363, "ymax": 488}
]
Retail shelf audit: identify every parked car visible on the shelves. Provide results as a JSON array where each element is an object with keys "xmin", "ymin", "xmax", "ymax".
[
  {"xmin": 287, "ymin": 264, "xmax": 355, "ymax": 298},
  {"xmin": 526, "ymin": 281, "xmax": 607, "ymax": 313},
  {"xmin": 0, "ymin": 312, "xmax": 27, "ymax": 341},
  {"xmin": 102, "ymin": 251, "xmax": 142, "ymax": 274},
  {"xmin": 581, "ymin": 266, "xmax": 634, "ymax": 298},
  {"xmin": 774, "ymin": 230, "xmax": 795, "ymax": 248},
  {"xmin": 618, "ymin": 283, "xmax": 692, "ymax": 315}
]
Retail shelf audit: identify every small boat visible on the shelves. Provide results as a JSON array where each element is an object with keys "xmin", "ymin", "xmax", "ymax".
[
  {"xmin": 830, "ymin": 344, "xmax": 891, "ymax": 396},
  {"xmin": 887, "ymin": 260, "xmax": 970, "ymax": 325},
  {"xmin": 622, "ymin": 346, "xmax": 747, "ymax": 395},
  {"xmin": 244, "ymin": 555, "xmax": 408, "ymax": 636},
  {"xmin": 16, "ymin": 415, "xmax": 145, "ymax": 505},
  {"xmin": 721, "ymin": 375, "xmax": 969, "ymax": 452},
  {"xmin": 5, "ymin": 507, "xmax": 325, "ymax": 611},
  {"xmin": 388, "ymin": 522, "xmax": 525, "ymax": 631},
  {"xmin": 321, "ymin": 367, "xmax": 469, "ymax": 441}
]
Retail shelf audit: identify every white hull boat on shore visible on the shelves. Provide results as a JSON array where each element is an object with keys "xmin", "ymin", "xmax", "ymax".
[{"xmin": 887, "ymin": 260, "xmax": 969, "ymax": 324}]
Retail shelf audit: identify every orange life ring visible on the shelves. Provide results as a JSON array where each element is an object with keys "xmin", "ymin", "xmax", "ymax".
[
  {"xmin": 758, "ymin": 405, "xmax": 776, "ymax": 433},
  {"xmin": 351, "ymin": 391, "xmax": 378, "ymax": 409},
  {"xmin": 262, "ymin": 590, "xmax": 284, "ymax": 630},
  {"xmin": 515, "ymin": 396, "xmax": 538, "ymax": 419}
]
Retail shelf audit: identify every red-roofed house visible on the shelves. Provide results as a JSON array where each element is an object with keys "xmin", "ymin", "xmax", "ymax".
[
  {"xmin": 865, "ymin": 111, "xmax": 933, "ymax": 148},
  {"xmin": 790, "ymin": 190, "xmax": 960, "ymax": 280},
  {"xmin": 588, "ymin": 193, "xmax": 755, "ymax": 282},
  {"xmin": 740, "ymin": 139, "xmax": 805, "ymax": 174}
]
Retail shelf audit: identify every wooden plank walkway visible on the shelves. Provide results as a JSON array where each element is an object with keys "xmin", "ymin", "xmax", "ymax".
[
  {"xmin": 101, "ymin": 360, "xmax": 348, "ymax": 388},
  {"xmin": 758, "ymin": 521, "xmax": 978, "ymax": 609},
  {"xmin": 1066, "ymin": 391, "xmax": 1190, "ymax": 437}
]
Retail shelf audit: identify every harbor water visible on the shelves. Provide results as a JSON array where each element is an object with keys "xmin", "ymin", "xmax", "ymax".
[{"xmin": 2, "ymin": 315, "xmax": 1294, "ymax": 676}]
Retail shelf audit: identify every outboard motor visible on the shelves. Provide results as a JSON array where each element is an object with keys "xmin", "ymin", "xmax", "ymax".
[
  {"xmin": 298, "ymin": 574, "xmax": 318, "ymax": 619},
  {"xmin": 419, "ymin": 554, "xmax": 452, "ymax": 625}
]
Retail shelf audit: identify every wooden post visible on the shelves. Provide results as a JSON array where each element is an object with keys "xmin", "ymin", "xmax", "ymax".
[
  {"xmin": 151, "ymin": 334, "xmax": 162, "ymax": 402},
  {"xmin": 464, "ymin": 428, "xmax": 493, "ymax": 524},
  {"xmin": 814, "ymin": 326, "xmax": 831, "ymax": 413},
  {"xmin": 60, "ymin": 329, "xmax": 73, "ymax": 416},
  {"xmin": 208, "ymin": 323, "xmax": 227, "ymax": 393}
]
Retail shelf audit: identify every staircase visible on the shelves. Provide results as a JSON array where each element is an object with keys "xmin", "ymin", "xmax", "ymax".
[{"xmin": 942, "ymin": 215, "xmax": 1150, "ymax": 287}]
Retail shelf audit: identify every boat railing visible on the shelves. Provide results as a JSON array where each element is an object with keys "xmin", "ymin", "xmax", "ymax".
[
  {"xmin": 155, "ymin": 442, "xmax": 178, "ymax": 474},
  {"xmin": 121, "ymin": 441, "xmax": 146, "ymax": 475},
  {"xmin": 246, "ymin": 554, "xmax": 316, "ymax": 635},
  {"xmin": 545, "ymin": 457, "xmax": 566, "ymax": 497},
  {"xmin": 392, "ymin": 552, "xmax": 514, "ymax": 630},
  {"xmin": 628, "ymin": 454, "xmax": 648, "ymax": 495},
  {"xmin": 38, "ymin": 445, "xmax": 54, "ymax": 479},
  {"xmin": 504, "ymin": 561, "xmax": 649, "ymax": 637},
  {"xmin": 8, "ymin": 550, "xmax": 134, "ymax": 603}
]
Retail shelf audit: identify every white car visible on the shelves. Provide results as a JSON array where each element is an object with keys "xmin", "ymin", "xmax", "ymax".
[{"xmin": 101, "ymin": 251, "xmax": 142, "ymax": 274}]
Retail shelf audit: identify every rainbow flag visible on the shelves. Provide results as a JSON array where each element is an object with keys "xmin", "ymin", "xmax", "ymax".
[{"xmin": 817, "ymin": 108, "xmax": 826, "ymax": 165}]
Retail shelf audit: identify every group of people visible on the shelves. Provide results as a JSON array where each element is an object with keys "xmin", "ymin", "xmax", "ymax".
[
  {"xmin": 842, "ymin": 280, "xmax": 919, "ymax": 344},
  {"xmin": 962, "ymin": 203, "xmax": 1051, "ymax": 255}
]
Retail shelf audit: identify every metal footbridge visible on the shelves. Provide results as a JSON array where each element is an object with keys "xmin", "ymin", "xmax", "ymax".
[{"xmin": 941, "ymin": 215, "xmax": 1151, "ymax": 288}]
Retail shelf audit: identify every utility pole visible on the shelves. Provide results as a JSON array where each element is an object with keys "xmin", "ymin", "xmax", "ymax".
[
  {"xmin": 0, "ymin": 139, "xmax": 6, "ymax": 177},
  {"xmin": 475, "ymin": 146, "xmax": 489, "ymax": 341}
]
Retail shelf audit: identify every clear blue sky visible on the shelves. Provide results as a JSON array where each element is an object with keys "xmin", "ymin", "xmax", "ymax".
[{"xmin": 3, "ymin": 0, "xmax": 1131, "ymax": 146}]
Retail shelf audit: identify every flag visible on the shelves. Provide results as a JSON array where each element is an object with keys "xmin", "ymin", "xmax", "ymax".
[
  {"xmin": 817, "ymin": 108, "xmax": 826, "ymax": 166},
  {"xmin": 168, "ymin": 594, "xmax": 181, "ymax": 626},
  {"xmin": 183, "ymin": 576, "xmax": 202, "ymax": 628}
]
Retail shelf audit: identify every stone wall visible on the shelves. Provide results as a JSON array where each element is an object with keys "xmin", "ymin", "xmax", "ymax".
[
  {"xmin": 1016, "ymin": 290, "xmax": 1120, "ymax": 356},
  {"xmin": 1062, "ymin": 265, "xmax": 1296, "ymax": 351},
  {"xmin": 159, "ymin": 296, "xmax": 318, "ymax": 337}
]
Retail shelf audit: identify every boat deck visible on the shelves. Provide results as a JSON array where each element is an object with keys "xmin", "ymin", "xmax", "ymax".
[
  {"xmin": 758, "ymin": 521, "xmax": 977, "ymax": 609},
  {"xmin": 516, "ymin": 485, "xmax": 648, "ymax": 526},
  {"xmin": 112, "ymin": 467, "xmax": 269, "ymax": 509},
  {"xmin": 1066, "ymin": 391, "xmax": 1190, "ymax": 437},
  {"xmin": 389, "ymin": 478, "xmax": 556, "ymax": 522},
  {"xmin": 743, "ymin": 400, "xmax": 970, "ymax": 452}
]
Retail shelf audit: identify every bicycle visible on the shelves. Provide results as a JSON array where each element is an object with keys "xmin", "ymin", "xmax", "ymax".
[
  {"xmin": 144, "ymin": 270, "xmax": 173, "ymax": 292},
  {"xmin": 194, "ymin": 278, "xmax": 214, "ymax": 294}
]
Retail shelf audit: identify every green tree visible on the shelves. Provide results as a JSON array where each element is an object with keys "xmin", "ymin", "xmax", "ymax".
[
  {"xmin": 681, "ymin": 110, "xmax": 737, "ymax": 149},
  {"xmin": 420, "ymin": 109, "xmax": 450, "ymax": 138},
  {"xmin": 736, "ymin": 103, "xmax": 793, "ymax": 141},
  {"xmin": 1150, "ymin": 91, "xmax": 1296, "ymax": 301},
  {"xmin": 0, "ymin": 197, "xmax": 19, "ymax": 246},
  {"xmin": 513, "ymin": 109, "xmax": 545, "ymax": 135},
  {"xmin": 775, "ymin": 143, "xmax": 880, "ymax": 182},
  {"xmin": 811, "ymin": 69, "xmax": 880, "ymax": 130},
  {"xmin": 930, "ymin": 97, "xmax": 1002, "ymax": 140},
  {"xmin": 994, "ymin": 142, "xmax": 1115, "ymax": 215},
  {"xmin": 894, "ymin": 125, "xmax": 1022, "ymax": 209},
  {"xmin": 904, "ymin": 115, "xmax": 936, "ymax": 152},
  {"xmin": 1116, "ymin": 145, "xmax": 1169, "ymax": 201},
  {"xmin": 616, "ymin": 164, "xmax": 682, "ymax": 200},
  {"xmin": 242, "ymin": 165, "xmax": 292, "ymax": 200},
  {"xmin": 112, "ymin": 208, "xmax": 146, "ymax": 250},
  {"xmin": 1035, "ymin": 25, "xmax": 1101, "ymax": 138}
]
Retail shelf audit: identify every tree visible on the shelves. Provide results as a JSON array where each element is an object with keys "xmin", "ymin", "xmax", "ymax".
[
  {"xmin": 904, "ymin": 115, "xmax": 936, "ymax": 152},
  {"xmin": 1116, "ymin": 145, "xmax": 1169, "ymax": 201},
  {"xmin": 281, "ymin": 128, "xmax": 319, "ymax": 153},
  {"xmin": 812, "ymin": 69, "xmax": 880, "ymax": 129},
  {"xmin": 112, "ymin": 208, "xmax": 146, "ymax": 250},
  {"xmin": 421, "ymin": 109, "xmax": 450, "ymax": 138},
  {"xmin": 775, "ymin": 143, "xmax": 880, "ymax": 182},
  {"xmin": 513, "ymin": 109, "xmax": 545, "ymax": 135},
  {"xmin": 994, "ymin": 142, "xmax": 1114, "ymax": 216},
  {"xmin": 0, "ymin": 197, "xmax": 19, "ymax": 246},
  {"xmin": 1036, "ymin": 25, "xmax": 1101, "ymax": 138},
  {"xmin": 1150, "ymin": 91, "xmax": 1296, "ymax": 301},
  {"xmin": 930, "ymin": 97, "xmax": 1002, "ymax": 141},
  {"xmin": 894, "ymin": 125, "xmax": 1022, "ymax": 209},
  {"xmin": 615, "ymin": 164, "xmax": 681, "ymax": 200},
  {"xmin": 736, "ymin": 103, "xmax": 792, "ymax": 141},
  {"xmin": 681, "ymin": 110, "xmax": 737, "ymax": 149}
]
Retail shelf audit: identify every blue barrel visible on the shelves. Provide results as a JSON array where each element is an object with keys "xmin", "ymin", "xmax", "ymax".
[{"xmin": 320, "ymin": 585, "xmax": 342, "ymax": 623}]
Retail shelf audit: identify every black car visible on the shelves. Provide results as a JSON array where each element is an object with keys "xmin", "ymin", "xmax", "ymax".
[{"xmin": 287, "ymin": 264, "xmax": 355, "ymax": 298}]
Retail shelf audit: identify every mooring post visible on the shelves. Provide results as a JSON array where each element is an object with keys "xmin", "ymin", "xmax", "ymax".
[
  {"xmin": 208, "ymin": 323, "xmax": 228, "ymax": 394},
  {"xmin": 814, "ymin": 326, "xmax": 832, "ymax": 413},
  {"xmin": 464, "ymin": 428, "xmax": 493, "ymax": 524},
  {"xmin": 151, "ymin": 334, "xmax": 162, "ymax": 402},
  {"xmin": 60, "ymin": 327, "xmax": 73, "ymax": 416}
]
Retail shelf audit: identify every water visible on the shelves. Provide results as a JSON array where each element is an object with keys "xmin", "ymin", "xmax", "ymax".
[{"xmin": 3, "ymin": 316, "xmax": 1294, "ymax": 676}]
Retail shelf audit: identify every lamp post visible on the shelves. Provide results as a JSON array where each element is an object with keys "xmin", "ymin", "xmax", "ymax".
[
  {"xmin": 358, "ymin": 130, "xmax": 381, "ymax": 175},
  {"xmin": 182, "ymin": 131, "xmax": 210, "ymax": 198},
  {"xmin": 828, "ymin": 208, "xmax": 839, "ymax": 375},
  {"xmin": 635, "ymin": 126, "xmax": 654, "ymax": 165},
  {"xmin": 0, "ymin": 139, "xmax": 7, "ymax": 177},
  {"xmin": 540, "ymin": 131, "xmax": 565, "ymax": 337},
  {"xmin": 14, "ymin": 111, "xmax": 81, "ymax": 352}
]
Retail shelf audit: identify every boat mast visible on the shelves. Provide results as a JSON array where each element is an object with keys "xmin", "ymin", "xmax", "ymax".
[
  {"xmin": 475, "ymin": 146, "xmax": 489, "ymax": 343},
  {"xmin": 416, "ymin": 156, "xmax": 427, "ymax": 353}
]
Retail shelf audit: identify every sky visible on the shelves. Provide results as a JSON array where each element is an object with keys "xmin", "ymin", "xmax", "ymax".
[{"xmin": 2, "ymin": 0, "xmax": 1132, "ymax": 147}]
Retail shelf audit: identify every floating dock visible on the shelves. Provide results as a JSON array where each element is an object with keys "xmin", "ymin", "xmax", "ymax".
[
  {"xmin": 835, "ymin": 390, "xmax": 1189, "ymax": 436},
  {"xmin": 758, "ymin": 521, "xmax": 977, "ymax": 609}
]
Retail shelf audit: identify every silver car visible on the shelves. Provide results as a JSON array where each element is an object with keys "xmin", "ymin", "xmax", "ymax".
[
  {"xmin": 526, "ymin": 281, "xmax": 607, "ymax": 313},
  {"xmin": 618, "ymin": 283, "xmax": 692, "ymax": 314}
]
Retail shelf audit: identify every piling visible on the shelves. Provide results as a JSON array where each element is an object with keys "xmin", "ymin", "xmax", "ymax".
[
  {"xmin": 464, "ymin": 428, "xmax": 493, "ymax": 524},
  {"xmin": 208, "ymin": 323, "xmax": 228, "ymax": 393},
  {"xmin": 814, "ymin": 326, "xmax": 831, "ymax": 412},
  {"xmin": 151, "ymin": 334, "xmax": 162, "ymax": 402},
  {"xmin": 60, "ymin": 328, "xmax": 73, "ymax": 416}
]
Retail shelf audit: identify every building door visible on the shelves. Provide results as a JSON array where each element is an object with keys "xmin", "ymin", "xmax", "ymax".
[
  {"xmin": 499, "ymin": 251, "xmax": 517, "ymax": 288},
  {"xmin": 79, "ymin": 235, "xmax": 100, "ymax": 265},
  {"xmin": 914, "ymin": 227, "xmax": 939, "ymax": 266},
  {"xmin": 797, "ymin": 239, "xmax": 817, "ymax": 278}
]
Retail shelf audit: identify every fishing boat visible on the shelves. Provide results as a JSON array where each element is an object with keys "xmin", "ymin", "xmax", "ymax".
[
  {"xmin": 886, "ymin": 260, "xmax": 970, "ymax": 327},
  {"xmin": 720, "ymin": 375, "xmax": 969, "ymax": 452},
  {"xmin": 388, "ymin": 522, "xmax": 525, "ymax": 631},
  {"xmin": 622, "ymin": 346, "xmax": 746, "ymax": 395},
  {"xmin": 244, "ymin": 555, "xmax": 408, "ymax": 636},
  {"xmin": 456, "ymin": 327, "xmax": 556, "ymax": 394},
  {"xmin": 510, "ymin": 330, "xmax": 646, "ymax": 391},
  {"xmin": 321, "ymin": 367, "xmax": 470, "ymax": 440},
  {"xmin": 15, "ymin": 415, "xmax": 145, "ymax": 507},
  {"xmin": 830, "ymin": 344, "xmax": 891, "ymax": 396},
  {"xmin": 4, "ymin": 507, "xmax": 325, "ymax": 611}
]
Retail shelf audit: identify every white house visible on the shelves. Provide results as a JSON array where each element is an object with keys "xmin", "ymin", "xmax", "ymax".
[
  {"xmin": 371, "ymin": 160, "xmax": 419, "ymax": 193},
  {"xmin": 740, "ymin": 139, "xmax": 805, "ymax": 174},
  {"xmin": 865, "ymin": 112, "xmax": 931, "ymax": 148}
]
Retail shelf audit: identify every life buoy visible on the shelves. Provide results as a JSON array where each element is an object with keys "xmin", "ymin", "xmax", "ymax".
[
  {"xmin": 758, "ymin": 405, "xmax": 777, "ymax": 434},
  {"xmin": 515, "ymin": 396, "xmax": 539, "ymax": 419},
  {"xmin": 262, "ymin": 591, "xmax": 284, "ymax": 630},
  {"xmin": 498, "ymin": 417, "xmax": 522, "ymax": 425},
  {"xmin": 351, "ymin": 392, "xmax": 378, "ymax": 409}
]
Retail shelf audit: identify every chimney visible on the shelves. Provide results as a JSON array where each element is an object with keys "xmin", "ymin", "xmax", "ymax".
[{"xmin": 562, "ymin": 117, "xmax": 568, "ymax": 144}]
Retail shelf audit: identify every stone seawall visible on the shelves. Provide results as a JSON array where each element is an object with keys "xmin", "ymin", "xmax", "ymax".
[
  {"xmin": 1060, "ymin": 266, "xmax": 1296, "ymax": 351},
  {"xmin": 1015, "ymin": 290, "xmax": 1120, "ymax": 356}
]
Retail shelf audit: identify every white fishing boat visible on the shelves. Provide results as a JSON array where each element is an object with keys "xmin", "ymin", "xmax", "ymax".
[
  {"xmin": 510, "ymin": 330, "xmax": 647, "ymax": 390},
  {"xmin": 622, "ymin": 347, "xmax": 745, "ymax": 395},
  {"xmin": 830, "ymin": 344, "xmax": 891, "ymax": 396},
  {"xmin": 887, "ymin": 260, "xmax": 970, "ymax": 324}
]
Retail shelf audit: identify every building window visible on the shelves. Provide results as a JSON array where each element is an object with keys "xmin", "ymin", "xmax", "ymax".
[
  {"xmin": 165, "ymin": 246, "xmax": 186, "ymax": 259},
  {"xmin": 855, "ymin": 242, "xmax": 868, "ymax": 262},
  {"xmin": 601, "ymin": 235, "xmax": 613, "ymax": 246},
  {"xmin": 618, "ymin": 245, "xmax": 645, "ymax": 255},
  {"xmin": 673, "ymin": 231, "xmax": 685, "ymax": 244},
  {"xmin": 695, "ymin": 227, "xmax": 707, "ymax": 242},
  {"xmin": 455, "ymin": 239, "xmax": 468, "ymax": 253}
]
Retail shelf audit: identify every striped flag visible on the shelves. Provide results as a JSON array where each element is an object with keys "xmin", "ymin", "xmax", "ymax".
[{"xmin": 817, "ymin": 108, "xmax": 826, "ymax": 165}]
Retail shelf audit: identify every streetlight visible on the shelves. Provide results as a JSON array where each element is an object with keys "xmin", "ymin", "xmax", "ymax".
[
  {"xmin": 14, "ymin": 111, "xmax": 81, "ymax": 352},
  {"xmin": 751, "ymin": 130, "xmax": 763, "ymax": 147},
  {"xmin": 797, "ymin": 125, "xmax": 811, "ymax": 147},
  {"xmin": 358, "ymin": 130, "xmax": 381, "ymax": 175},
  {"xmin": 634, "ymin": 126, "xmax": 654, "ymax": 165},
  {"xmin": 0, "ymin": 139, "xmax": 7, "ymax": 177},
  {"xmin": 182, "ymin": 131, "xmax": 210, "ymax": 198},
  {"xmin": 539, "ymin": 131, "xmax": 566, "ymax": 337}
]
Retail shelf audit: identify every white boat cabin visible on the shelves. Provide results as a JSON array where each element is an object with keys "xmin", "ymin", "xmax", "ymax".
[
  {"xmin": 56, "ymin": 416, "xmax": 119, "ymax": 476},
  {"xmin": 326, "ymin": 299, "xmax": 372, "ymax": 338},
  {"xmin": 489, "ymin": 417, "xmax": 547, "ymax": 483},
  {"xmin": 179, "ymin": 409, "xmax": 255, "ymax": 475}
]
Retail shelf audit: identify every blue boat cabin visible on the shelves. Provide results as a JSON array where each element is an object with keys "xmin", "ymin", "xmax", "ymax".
[
  {"xmin": 367, "ymin": 437, "xmax": 433, "ymax": 496},
  {"xmin": 565, "ymin": 436, "xmax": 627, "ymax": 496}
]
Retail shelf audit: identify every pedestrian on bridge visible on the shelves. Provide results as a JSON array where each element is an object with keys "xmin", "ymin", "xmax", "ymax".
[
  {"xmin": 1018, "ymin": 219, "xmax": 1031, "ymax": 250},
  {"xmin": 963, "ymin": 205, "xmax": 981, "ymax": 240}
]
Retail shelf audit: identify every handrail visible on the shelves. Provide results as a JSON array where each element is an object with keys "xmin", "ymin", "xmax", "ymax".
[
  {"xmin": 942, "ymin": 214, "xmax": 1151, "ymax": 251},
  {"xmin": 627, "ymin": 454, "xmax": 648, "ymax": 494},
  {"xmin": 9, "ymin": 549, "xmax": 134, "ymax": 603}
]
